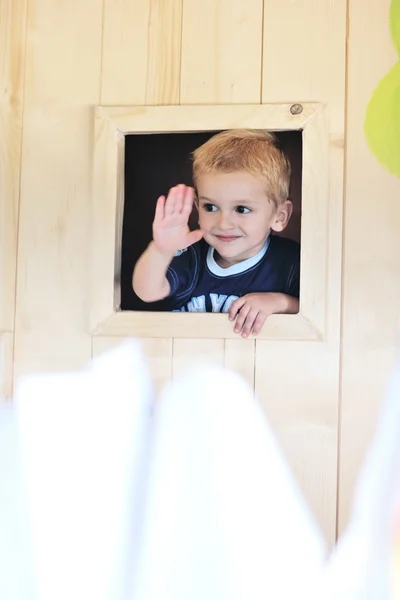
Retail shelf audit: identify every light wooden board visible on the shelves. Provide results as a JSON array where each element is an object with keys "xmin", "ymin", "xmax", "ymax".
[
  {"xmin": 101, "ymin": 0, "xmax": 183, "ymax": 105},
  {"xmin": 255, "ymin": 341, "xmax": 338, "ymax": 539},
  {"xmin": 0, "ymin": 333, "xmax": 14, "ymax": 401},
  {"xmin": 225, "ymin": 339, "xmax": 255, "ymax": 391},
  {"xmin": 338, "ymin": 0, "xmax": 400, "ymax": 533},
  {"xmin": 13, "ymin": 0, "xmax": 103, "ymax": 380},
  {"xmin": 92, "ymin": 311, "xmax": 320, "ymax": 340},
  {"xmin": 172, "ymin": 339, "xmax": 225, "ymax": 379},
  {"xmin": 93, "ymin": 337, "xmax": 255, "ymax": 391},
  {"xmin": 262, "ymin": 0, "xmax": 346, "ymax": 133},
  {"xmin": 92, "ymin": 337, "xmax": 173, "ymax": 393},
  {"xmin": 97, "ymin": 102, "xmax": 319, "ymax": 133},
  {"xmin": 258, "ymin": 0, "xmax": 347, "ymax": 545},
  {"xmin": 99, "ymin": 0, "xmax": 187, "ymax": 407},
  {"xmin": 180, "ymin": 0, "xmax": 263, "ymax": 104},
  {"xmin": 0, "ymin": 0, "xmax": 27, "ymax": 398}
]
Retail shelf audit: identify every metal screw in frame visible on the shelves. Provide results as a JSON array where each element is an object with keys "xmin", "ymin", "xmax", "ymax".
[{"xmin": 290, "ymin": 104, "xmax": 303, "ymax": 115}]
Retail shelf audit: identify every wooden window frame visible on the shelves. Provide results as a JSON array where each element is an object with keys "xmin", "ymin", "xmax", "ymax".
[{"xmin": 91, "ymin": 103, "xmax": 330, "ymax": 340}]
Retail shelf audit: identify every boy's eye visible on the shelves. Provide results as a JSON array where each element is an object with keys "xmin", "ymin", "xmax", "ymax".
[
  {"xmin": 236, "ymin": 206, "xmax": 251, "ymax": 214},
  {"xmin": 203, "ymin": 203, "xmax": 218, "ymax": 212}
]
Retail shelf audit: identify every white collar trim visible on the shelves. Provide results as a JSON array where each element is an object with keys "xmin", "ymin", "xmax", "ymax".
[{"xmin": 206, "ymin": 237, "xmax": 270, "ymax": 277}]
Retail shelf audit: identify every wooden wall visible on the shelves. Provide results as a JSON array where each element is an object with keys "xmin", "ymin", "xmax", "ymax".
[
  {"xmin": 1, "ymin": 0, "xmax": 399, "ymax": 544},
  {"xmin": 339, "ymin": 0, "xmax": 400, "ymax": 532}
]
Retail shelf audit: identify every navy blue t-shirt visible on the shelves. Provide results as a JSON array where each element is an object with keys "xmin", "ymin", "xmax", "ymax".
[{"xmin": 166, "ymin": 235, "xmax": 300, "ymax": 313}]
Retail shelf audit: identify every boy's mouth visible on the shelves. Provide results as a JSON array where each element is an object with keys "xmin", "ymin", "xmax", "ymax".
[{"xmin": 215, "ymin": 235, "xmax": 240, "ymax": 243}]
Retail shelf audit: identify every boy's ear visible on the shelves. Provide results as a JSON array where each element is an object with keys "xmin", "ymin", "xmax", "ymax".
[{"xmin": 270, "ymin": 200, "xmax": 293, "ymax": 233}]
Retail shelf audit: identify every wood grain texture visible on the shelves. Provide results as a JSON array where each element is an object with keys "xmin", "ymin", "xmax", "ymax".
[
  {"xmin": 0, "ymin": 0, "xmax": 27, "ymax": 398},
  {"xmin": 13, "ymin": 0, "xmax": 103, "ymax": 379},
  {"xmin": 257, "ymin": 0, "xmax": 347, "ymax": 544},
  {"xmin": 102, "ymin": 0, "xmax": 183, "ymax": 105},
  {"xmin": 180, "ymin": 0, "xmax": 263, "ymax": 104},
  {"xmin": 0, "ymin": 0, "xmax": 26, "ymax": 332},
  {"xmin": 98, "ymin": 102, "xmax": 317, "ymax": 132},
  {"xmin": 91, "ymin": 109, "xmax": 124, "ymax": 331},
  {"xmin": 262, "ymin": 0, "xmax": 347, "ymax": 133},
  {"xmin": 339, "ymin": 0, "xmax": 400, "ymax": 533},
  {"xmin": 93, "ymin": 311, "xmax": 319, "ymax": 340},
  {"xmin": 92, "ymin": 336, "xmax": 173, "ymax": 393},
  {"xmin": 225, "ymin": 339, "xmax": 255, "ymax": 391},
  {"xmin": 0, "ymin": 333, "xmax": 14, "ymax": 401},
  {"xmin": 255, "ymin": 341, "xmax": 338, "ymax": 542},
  {"xmin": 172, "ymin": 339, "xmax": 225, "ymax": 379}
]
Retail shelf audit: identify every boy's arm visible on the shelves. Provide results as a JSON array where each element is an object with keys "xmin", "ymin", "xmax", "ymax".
[
  {"xmin": 272, "ymin": 292, "xmax": 299, "ymax": 314},
  {"xmin": 132, "ymin": 241, "xmax": 174, "ymax": 302},
  {"xmin": 229, "ymin": 242, "xmax": 300, "ymax": 337},
  {"xmin": 132, "ymin": 184, "xmax": 203, "ymax": 303}
]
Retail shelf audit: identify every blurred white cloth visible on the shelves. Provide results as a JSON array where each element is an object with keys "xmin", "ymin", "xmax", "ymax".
[
  {"xmin": 1, "ymin": 342, "xmax": 153, "ymax": 600},
  {"xmin": 315, "ymin": 360, "xmax": 400, "ymax": 600},
  {"xmin": 133, "ymin": 365, "xmax": 325, "ymax": 600},
  {"xmin": 0, "ymin": 341, "xmax": 399, "ymax": 599}
]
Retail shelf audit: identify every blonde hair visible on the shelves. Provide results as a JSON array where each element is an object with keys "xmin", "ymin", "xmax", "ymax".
[{"xmin": 192, "ymin": 129, "xmax": 291, "ymax": 206}]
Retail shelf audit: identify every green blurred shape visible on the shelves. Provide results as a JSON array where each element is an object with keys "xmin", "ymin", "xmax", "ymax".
[
  {"xmin": 364, "ymin": 1, "xmax": 400, "ymax": 178},
  {"xmin": 390, "ymin": 0, "xmax": 400, "ymax": 57}
]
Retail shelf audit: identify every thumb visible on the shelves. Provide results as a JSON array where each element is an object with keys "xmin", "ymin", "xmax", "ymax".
[{"xmin": 186, "ymin": 229, "xmax": 203, "ymax": 246}]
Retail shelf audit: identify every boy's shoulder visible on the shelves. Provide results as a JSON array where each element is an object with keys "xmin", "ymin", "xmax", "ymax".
[{"xmin": 268, "ymin": 234, "xmax": 300, "ymax": 258}]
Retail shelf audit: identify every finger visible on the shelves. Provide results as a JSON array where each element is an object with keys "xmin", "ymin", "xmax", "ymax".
[
  {"xmin": 174, "ymin": 184, "xmax": 186, "ymax": 214},
  {"xmin": 233, "ymin": 304, "xmax": 251, "ymax": 334},
  {"xmin": 164, "ymin": 186, "xmax": 178, "ymax": 215},
  {"xmin": 182, "ymin": 186, "xmax": 195, "ymax": 216},
  {"xmin": 241, "ymin": 311, "xmax": 259, "ymax": 339},
  {"xmin": 154, "ymin": 195, "xmax": 166, "ymax": 223},
  {"xmin": 229, "ymin": 297, "xmax": 246, "ymax": 321},
  {"xmin": 186, "ymin": 229, "xmax": 203, "ymax": 246},
  {"xmin": 251, "ymin": 312, "xmax": 267, "ymax": 336}
]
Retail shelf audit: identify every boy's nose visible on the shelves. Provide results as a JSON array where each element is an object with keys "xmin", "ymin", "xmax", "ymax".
[{"xmin": 218, "ymin": 212, "xmax": 235, "ymax": 230}]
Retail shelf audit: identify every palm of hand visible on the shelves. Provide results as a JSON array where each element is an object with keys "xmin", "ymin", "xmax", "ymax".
[
  {"xmin": 152, "ymin": 184, "xmax": 203, "ymax": 254},
  {"xmin": 153, "ymin": 212, "xmax": 192, "ymax": 253}
]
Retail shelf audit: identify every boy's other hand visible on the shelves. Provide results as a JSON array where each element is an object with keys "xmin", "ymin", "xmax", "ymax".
[
  {"xmin": 228, "ymin": 293, "xmax": 299, "ymax": 338},
  {"xmin": 152, "ymin": 184, "xmax": 203, "ymax": 254}
]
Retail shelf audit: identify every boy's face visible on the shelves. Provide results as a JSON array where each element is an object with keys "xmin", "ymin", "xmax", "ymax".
[{"xmin": 196, "ymin": 171, "xmax": 292, "ymax": 267}]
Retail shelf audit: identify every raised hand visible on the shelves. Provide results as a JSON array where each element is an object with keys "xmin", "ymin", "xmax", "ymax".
[{"xmin": 152, "ymin": 184, "xmax": 203, "ymax": 254}]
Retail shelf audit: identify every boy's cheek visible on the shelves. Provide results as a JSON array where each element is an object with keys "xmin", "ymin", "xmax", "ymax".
[
  {"xmin": 198, "ymin": 213, "xmax": 210, "ymax": 228},
  {"xmin": 198, "ymin": 220, "xmax": 212, "ymax": 236}
]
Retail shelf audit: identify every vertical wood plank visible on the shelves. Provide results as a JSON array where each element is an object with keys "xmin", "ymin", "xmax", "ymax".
[
  {"xmin": 0, "ymin": 333, "xmax": 14, "ymax": 401},
  {"xmin": 255, "ymin": 342, "xmax": 338, "ymax": 541},
  {"xmin": 339, "ymin": 0, "xmax": 400, "ymax": 533},
  {"xmin": 0, "ymin": 0, "xmax": 27, "ymax": 398},
  {"xmin": 224, "ymin": 339, "xmax": 255, "ymax": 391},
  {"xmin": 172, "ymin": 339, "xmax": 225, "ymax": 379},
  {"xmin": 0, "ymin": 0, "xmax": 27, "ymax": 331},
  {"xmin": 140, "ymin": 338, "xmax": 173, "ymax": 392},
  {"xmin": 92, "ymin": 337, "xmax": 173, "ymax": 393},
  {"xmin": 14, "ymin": 0, "xmax": 103, "ymax": 380},
  {"xmin": 258, "ymin": 0, "xmax": 347, "ymax": 544},
  {"xmin": 262, "ymin": 0, "xmax": 347, "ymax": 132},
  {"xmin": 101, "ymin": 0, "xmax": 183, "ymax": 105},
  {"xmin": 180, "ymin": 0, "xmax": 263, "ymax": 104}
]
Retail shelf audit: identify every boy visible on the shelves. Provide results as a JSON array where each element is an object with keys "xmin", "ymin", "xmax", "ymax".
[{"xmin": 132, "ymin": 129, "xmax": 300, "ymax": 338}]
